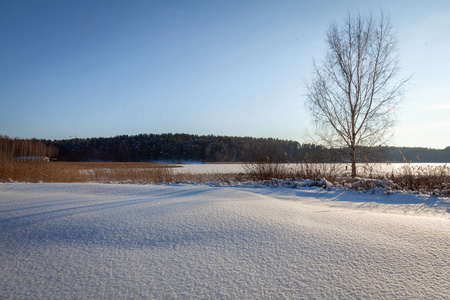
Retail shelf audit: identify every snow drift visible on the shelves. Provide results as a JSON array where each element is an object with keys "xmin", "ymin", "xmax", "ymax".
[{"xmin": 1, "ymin": 183, "xmax": 449, "ymax": 299}]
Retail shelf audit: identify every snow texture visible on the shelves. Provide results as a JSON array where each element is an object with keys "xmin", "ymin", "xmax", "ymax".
[{"xmin": 1, "ymin": 183, "xmax": 449, "ymax": 299}]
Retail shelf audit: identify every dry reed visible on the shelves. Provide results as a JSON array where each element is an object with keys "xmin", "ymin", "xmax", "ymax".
[{"xmin": 0, "ymin": 161, "xmax": 177, "ymax": 184}]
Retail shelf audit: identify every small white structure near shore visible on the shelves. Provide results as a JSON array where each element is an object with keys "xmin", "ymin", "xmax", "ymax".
[{"xmin": 14, "ymin": 156, "xmax": 50, "ymax": 162}]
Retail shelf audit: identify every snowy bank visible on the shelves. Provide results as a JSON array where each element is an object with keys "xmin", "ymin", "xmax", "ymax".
[{"xmin": 1, "ymin": 183, "xmax": 449, "ymax": 299}]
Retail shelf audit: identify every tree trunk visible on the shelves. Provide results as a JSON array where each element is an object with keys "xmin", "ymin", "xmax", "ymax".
[{"xmin": 350, "ymin": 146, "xmax": 357, "ymax": 178}]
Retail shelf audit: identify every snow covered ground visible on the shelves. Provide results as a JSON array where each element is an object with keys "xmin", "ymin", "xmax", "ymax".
[{"xmin": 1, "ymin": 182, "xmax": 449, "ymax": 299}]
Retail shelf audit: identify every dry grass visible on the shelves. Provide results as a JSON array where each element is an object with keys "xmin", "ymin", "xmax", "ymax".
[
  {"xmin": 0, "ymin": 161, "xmax": 177, "ymax": 184},
  {"xmin": 387, "ymin": 163, "xmax": 450, "ymax": 195},
  {"xmin": 0, "ymin": 161, "xmax": 243, "ymax": 185},
  {"xmin": 243, "ymin": 162, "xmax": 341, "ymax": 182}
]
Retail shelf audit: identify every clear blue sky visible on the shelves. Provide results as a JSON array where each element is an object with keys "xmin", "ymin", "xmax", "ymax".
[{"xmin": 1, "ymin": 0, "xmax": 449, "ymax": 148}]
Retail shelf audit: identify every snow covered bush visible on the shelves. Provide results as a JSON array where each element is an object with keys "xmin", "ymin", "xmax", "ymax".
[{"xmin": 389, "ymin": 163, "xmax": 450, "ymax": 194}]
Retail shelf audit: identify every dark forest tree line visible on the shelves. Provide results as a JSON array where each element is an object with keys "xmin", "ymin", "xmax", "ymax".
[
  {"xmin": 49, "ymin": 134, "xmax": 450, "ymax": 163},
  {"xmin": 381, "ymin": 146, "xmax": 450, "ymax": 163},
  {"xmin": 0, "ymin": 135, "xmax": 58, "ymax": 161},
  {"xmin": 1, "ymin": 134, "xmax": 449, "ymax": 163},
  {"xmin": 48, "ymin": 133, "xmax": 324, "ymax": 163}
]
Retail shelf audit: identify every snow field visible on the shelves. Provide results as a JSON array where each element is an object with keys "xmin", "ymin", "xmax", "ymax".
[{"xmin": 1, "ymin": 183, "xmax": 449, "ymax": 299}]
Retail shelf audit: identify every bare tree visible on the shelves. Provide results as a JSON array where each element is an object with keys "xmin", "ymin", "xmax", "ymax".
[{"xmin": 305, "ymin": 11, "xmax": 408, "ymax": 177}]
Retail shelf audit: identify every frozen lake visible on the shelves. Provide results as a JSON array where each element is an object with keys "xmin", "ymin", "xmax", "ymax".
[
  {"xmin": 173, "ymin": 163, "xmax": 246, "ymax": 174},
  {"xmin": 1, "ymin": 182, "xmax": 449, "ymax": 299}
]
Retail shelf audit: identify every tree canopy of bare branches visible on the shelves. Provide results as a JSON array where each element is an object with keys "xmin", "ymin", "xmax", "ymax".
[{"xmin": 305, "ymin": 11, "xmax": 409, "ymax": 177}]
